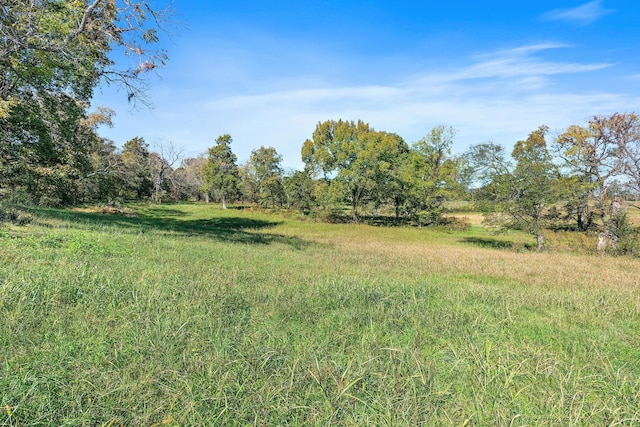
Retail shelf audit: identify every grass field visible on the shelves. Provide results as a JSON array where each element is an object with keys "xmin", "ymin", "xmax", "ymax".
[{"xmin": 1, "ymin": 203, "xmax": 639, "ymax": 425}]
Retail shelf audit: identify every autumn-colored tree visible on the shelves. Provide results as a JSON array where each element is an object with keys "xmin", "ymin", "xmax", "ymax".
[
  {"xmin": 555, "ymin": 116, "xmax": 623, "ymax": 231},
  {"xmin": 603, "ymin": 113, "xmax": 640, "ymax": 196}
]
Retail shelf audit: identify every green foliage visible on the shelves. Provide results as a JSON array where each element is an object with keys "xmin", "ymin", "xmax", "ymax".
[
  {"xmin": 283, "ymin": 169, "xmax": 315, "ymax": 214},
  {"xmin": 0, "ymin": 203, "xmax": 32, "ymax": 225},
  {"xmin": 469, "ymin": 126, "xmax": 564, "ymax": 250},
  {"xmin": 203, "ymin": 134, "xmax": 241, "ymax": 208},
  {"xmin": 243, "ymin": 146, "xmax": 285, "ymax": 208},
  {"xmin": 0, "ymin": 92, "xmax": 106, "ymax": 205},
  {"xmin": 403, "ymin": 126, "xmax": 463, "ymax": 225},
  {"xmin": 0, "ymin": 0, "xmax": 172, "ymax": 206},
  {"xmin": 608, "ymin": 209, "xmax": 639, "ymax": 256},
  {"xmin": 120, "ymin": 137, "xmax": 154, "ymax": 200},
  {"xmin": 302, "ymin": 119, "xmax": 409, "ymax": 222}
]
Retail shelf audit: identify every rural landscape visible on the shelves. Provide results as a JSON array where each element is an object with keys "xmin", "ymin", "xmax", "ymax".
[{"xmin": 2, "ymin": 0, "xmax": 640, "ymax": 425}]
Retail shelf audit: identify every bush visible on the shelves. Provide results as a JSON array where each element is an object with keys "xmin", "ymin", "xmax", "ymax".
[
  {"xmin": 438, "ymin": 215, "xmax": 472, "ymax": 232},
  {"xmin": 608, "ymin": 211, "xmax": 638, "ymax": 256},
  {"xmin": 0, "ymin": 203, "xmax": 33, "ymax": 225}
]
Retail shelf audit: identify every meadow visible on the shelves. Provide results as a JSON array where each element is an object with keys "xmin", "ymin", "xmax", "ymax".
[{"xmin": 1, "ymin": 203, "xmax": 639, "ymax": 426}]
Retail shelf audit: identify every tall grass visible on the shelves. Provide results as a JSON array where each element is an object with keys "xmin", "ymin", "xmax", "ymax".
[{"xmin": 1, "ymin": 203, "xmax": 639, "ymax": 425}]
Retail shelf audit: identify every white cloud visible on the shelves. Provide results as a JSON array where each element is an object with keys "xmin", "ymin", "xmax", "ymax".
[
  {"xmin": 543, "ymin": 1, "xmax": 614, "ymax": 25},
  {"xmin": 96, "ymin": 44, "xmax": 637, "ymax": 169},
  {"xmin": 195, "ymin": 44, "xmax": 628, "ymax": 167}
]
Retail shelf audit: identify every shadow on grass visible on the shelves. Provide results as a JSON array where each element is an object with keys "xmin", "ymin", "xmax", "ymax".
[
  {"xmin": 461, "ymin": 236, "xmax": 515, "ymax": 250},
  {"xmin": 28, "ymin": 206, "xmax": 308, "ymax": 249}
]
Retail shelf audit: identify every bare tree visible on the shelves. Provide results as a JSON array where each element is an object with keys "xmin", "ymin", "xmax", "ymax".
[
  {"xmin": 608, "ymin": 113, "xmax": 640, "ymax": 200},
  {"xmin": 149, "ymin": 140, "xmax": 183, "ymax": 203}
]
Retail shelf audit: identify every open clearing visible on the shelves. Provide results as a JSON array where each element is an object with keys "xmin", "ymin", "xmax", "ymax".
[{"xmin": 1, "ymin": 204, "xmax": 639, "ymax": 425}]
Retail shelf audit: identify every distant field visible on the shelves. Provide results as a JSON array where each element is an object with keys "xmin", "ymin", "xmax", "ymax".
[{"xmin": 1, "ymin": 203, "xmax": 639, "ymax": 425}]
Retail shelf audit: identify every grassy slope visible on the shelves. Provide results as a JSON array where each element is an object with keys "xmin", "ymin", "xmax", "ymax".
[{"xmin": 1, "ymin": 204, "xmax": 639, "ymax": 426}]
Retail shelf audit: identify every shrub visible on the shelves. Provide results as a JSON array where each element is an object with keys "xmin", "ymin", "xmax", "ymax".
[
  {"xmin": 0, "ymin": 203, "xmax": 33, "ymax": 225},
  {"xmin": 608, "ymin": 210, "xmax": 639, "ymax": 256}
]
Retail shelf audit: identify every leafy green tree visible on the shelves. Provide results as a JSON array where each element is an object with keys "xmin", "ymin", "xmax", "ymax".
[
  {"xmin": 0, "ymin": 92, "xmax": 107, "ymax": 205},
  {"xmin": 469, "ymin": 126, "xmax": 563, "ymax": 251},
  {"xmin": 404, "ymin": 125, "xmax": 461, "ymax": 225},
  {"xmin": 243, "ymin": 146, "xmax": 285, "ymax": 208},
  {"xmin": 0, "ymin": 0, "xmax": 171, "ymax": 109},
  {"xmin": 283, "ymin": 169, "xmax": 315, "ymax": 215},
  {"xmin": 0, "ymin": 1, "xmax": 172, "ymax": 205},
  {"xmin": 203, "ymin": 134, "xmax": 240, "ymax": 209},
  {"xmin": 120, "ymin": 137, "xmax": 153, "ymax": 200},
  {"xmin": 311, "ymin": 179, "xmax": 343, "ymax": 213},
  {"xmin": 302, "ymin": 119, "xmax": 408, "ymax": 222}
]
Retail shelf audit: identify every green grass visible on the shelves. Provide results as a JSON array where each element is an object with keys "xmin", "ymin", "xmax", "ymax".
[{"xmin": 1, "ymin": 203, "xmax": 639, "ymax": 425}]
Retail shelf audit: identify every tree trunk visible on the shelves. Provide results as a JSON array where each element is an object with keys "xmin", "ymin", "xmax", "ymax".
[
  {"xmin": 204, "ymin": 193, "xmax": 210, "ymax": 203},
  {"xmin": 536, "ymin": 233, "xmax": 544, "ymax": 251},
  {"xmin": 221, "ymin": 196, "xmax": 227, "ymax": 209},
  {"xmin": 351, "ymin": 201, "xmax": 359, "ymax": 223},
  {"xmin": 350, "ymin": 188, "xmax": 359, "ymax": 223}
]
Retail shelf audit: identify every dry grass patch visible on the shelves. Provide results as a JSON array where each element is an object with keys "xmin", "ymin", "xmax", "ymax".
[{"xmin": 285, "ymin": 220, "xmax": 640, "ymax": 291}]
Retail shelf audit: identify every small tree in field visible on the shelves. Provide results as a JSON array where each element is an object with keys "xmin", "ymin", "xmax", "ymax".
[
  {"xmin": 203, "ymin": 134, "xmax": 240, "ymax": 209},
  {"xmin": 404, "ymin": 125, "xmax": 462, "ymax": 225},
  {"xmin": 469, "ymin": 126, "xmax": 563, "ymax": 251},
  {"xmin": 243, "ymin": 146, "xmax": 285, "ymax": 208},
  {"xmin": 283, "ymin": 169, "xmax": 315, "ymax": 215}
]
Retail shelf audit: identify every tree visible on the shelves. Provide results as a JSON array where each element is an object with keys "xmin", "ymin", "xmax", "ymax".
[
  {"xmin": 302, "ymin": 119, "xmax": 408, "ymax": 222},
  {"xmin": 243, "ymin": 146, "xmax": 285, "ymax": 208},
  {"xmin": 469, "ymin": 126, "xmax": 563, "ymax": 251},
  {"xmin": 603, "ymin": 113, "xmax": 640, "ymax": 196},
  {"xmin": 404, "ymin": 125, "xmax": 462, "ymax": 225},
  {"xmin": 0, "ymin": 1, "xmax": 173, "ymax": 205},
  {"xmin": 172, "ymin": 156, "xmax": 207, "ymax": 201},
  {"xmin": 283, "ymin": 169, "xmax": 315, "ymax": 215},
  {"xmin": 203, "ymin": 134, "xmax": 240, "ymax": 209},
  {"xmin": 120, "ymin": 137, "xmax": 153, "ymax": 199},
  {"xmin": 81, "ymin": 138, "xmax": 126, "ymax": 203},
  {"xmin": 0, "ymin": 92, "xmax": 111, "ymax": 205},
  {"xmin": 0, "ymin": 0, "xmax": 172, "ymax": 108},
  {"xmin": 149, "ymin": 141, "xmax": 182, "ymax": 203},
  {"xmin": 555, "ymin": 116, "xmax": 623, "ymax": 230},
  {"xmin": 559, "ymin": 113, "xmax": 640, "ymax": 252}
]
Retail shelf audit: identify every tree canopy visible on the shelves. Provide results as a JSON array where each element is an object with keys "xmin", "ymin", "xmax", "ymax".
[
  {"xmin": 203, "ymin": 134, "xmax": 240, "ymax": 209},
  {"xmin": 0, "ymin": 0, "xmax": 173, "ymax": 205}
]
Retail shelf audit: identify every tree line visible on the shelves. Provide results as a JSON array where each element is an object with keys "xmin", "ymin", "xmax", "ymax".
[
  {"xmin": 3, "ymin": 96, "xmax": 640, "ymax": 254},
  {"xmin": 2, "ymin": 2, "xmax": 640, "ymax": 253},
  {"xmin": 168, "ymin": 114, "xmax": 640, "ymax": 254}
]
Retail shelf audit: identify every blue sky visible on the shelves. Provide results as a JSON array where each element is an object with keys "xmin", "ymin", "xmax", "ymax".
[{"xmin": 92, "ymin": 0, "xmax": 640, "ymax": 169}]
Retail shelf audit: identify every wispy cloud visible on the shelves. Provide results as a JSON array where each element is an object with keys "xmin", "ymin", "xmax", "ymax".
[
  {"xmin": 543, "ymin": 1, "xmax": 614, "ymax": 25},
  {"xmin": 196, "ymin": 44, "xmax": 626, "ymax": 166},
  {"xmin": 408, "ymin": 45, "xmax": 611, "ymax": 86}
]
